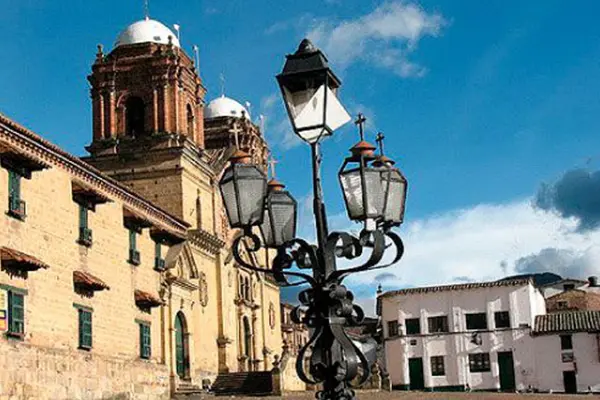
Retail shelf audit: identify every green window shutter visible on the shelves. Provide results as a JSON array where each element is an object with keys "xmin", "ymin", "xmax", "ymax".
[
  {"xmin": 155, "ymin": 242, "xmax": 161, "ymax": 259},
  {"xmin": 140, "ymin": 323, "xmax": 151, "ymax": 359},
  {"xmin": 8, "ymin": 292, "xmax": 25, "ymax": 335},
  {"xmin": 129, "ymin": 230, "xmax": 137, "ymax": 251},
  {"xmin": 8, "ymin": 170, "xmax": 21, "ymax": 201},
  {"xmin": 79, "ymin": 205, "xmax": 88, "ymax": 229},
  {"xmin": 78, "ymin": 309, "xmax": 92, "ymax": 349}
]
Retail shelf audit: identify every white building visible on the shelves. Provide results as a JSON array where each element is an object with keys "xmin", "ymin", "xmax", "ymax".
[{"xmin": 380, "ymin": 277, "xmax": 600, "ymax": 393}]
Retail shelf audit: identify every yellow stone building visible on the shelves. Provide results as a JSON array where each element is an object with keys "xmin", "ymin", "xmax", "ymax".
[{"xmin": 0, "ymin": 17, "xmax": 293, "ymax": 399}]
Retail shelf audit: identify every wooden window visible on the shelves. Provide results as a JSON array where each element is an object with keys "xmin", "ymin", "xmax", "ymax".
[
  {"xmin": 466, "ymin": 313, "xmax": 488, "ymax": 330},
  {"xmin": 78, "ymin": 309, "xmax": 93, "ymax": 350},
  {"xmin": 405, "ymin": 318, "xmax": 421, "ymax": 335},
  {"xmin": 468, "ymin": 353, "xmax": 491, "ymax": 372},
  {"xmin": 8, "ymin": 291, "xmax": 25, "ymax": 337},
  {"xmin": 77, "ymin": 204, "xmax": 92, "ymax": 247},
  {"xmin": 7, "ymin": 170, "xmax": 26, "ymax": 220},
  {"xmin": 139, "ymin": 323, "xmax": 151, "ymax": 359},
  {"xmin": 154, "ymin": 242, "xmax": 165, "ymax": 271},
  {"xmin": 387, "ymin": 320, "xmax": 399, "ymax": 337},
  {"xmin": 430, "ymin": 356, "xmax": 445, "ymax": 376},
  {"xmin": 494, "ymin": 311, "xmax": 510, "ymax": 329},
  {"xmin": 128, "ymin": 229, "xmax": 140, "ymax": 266},
  {"xmin": 428, "ymin": 316, "xmax": 449, "ymax": 333},
  {"xmin": 561, "ymin": 335, "xmax": 573, "ymax": 350}
]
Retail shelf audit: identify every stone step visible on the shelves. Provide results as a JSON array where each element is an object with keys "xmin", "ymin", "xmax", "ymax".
[{"xmin": 211, "ymin": 371, "xmax": 273, "ymax": 396}]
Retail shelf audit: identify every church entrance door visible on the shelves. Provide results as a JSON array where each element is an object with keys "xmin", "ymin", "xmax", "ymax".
[{"xmin": 175, "ymin": 312, "xmax": 190, "ymax": 380}]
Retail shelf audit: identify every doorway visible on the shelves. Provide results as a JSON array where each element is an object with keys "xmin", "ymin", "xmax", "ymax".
[
  {"xmin": 175, "ymin": 312, "xmax": 190, "ymax": 380},
  {"xmin": 498, "ymin": 351, "xmax": 516, "ymax": 391},
  {"xmin": 563, "ymin": 370, "xmax": 577, "ymax": 393},
  {"xmin": 243, "ymin": 316, "xmax": 252, "ymax": 371},
  {"xmin": 408, "ymin": 357, "xmax": 425, "ymax": 390}
]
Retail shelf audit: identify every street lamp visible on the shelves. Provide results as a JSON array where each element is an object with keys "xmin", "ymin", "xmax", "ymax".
[{"xmin": 219, "ymin": 38, "xmax": 407, "ymax": 400}]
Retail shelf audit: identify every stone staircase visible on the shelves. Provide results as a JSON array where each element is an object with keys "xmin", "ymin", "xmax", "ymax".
[
  {"xmin": 211, "ymin": 371, "xmax": 274, "ymax": 396},
  {"xmin": 173, "ymin": 382, "xmax": 204, "ymax": 399}
]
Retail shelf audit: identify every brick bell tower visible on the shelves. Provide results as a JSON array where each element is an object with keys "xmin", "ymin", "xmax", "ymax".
[{"xmin": 83, "ymin": 18, "xmax": 210, "ymax": 226}]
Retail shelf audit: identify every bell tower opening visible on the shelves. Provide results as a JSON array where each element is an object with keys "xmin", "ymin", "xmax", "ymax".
[
  {"xmin": 187, "ymin": 104, "xmax": 195, "ymax": 137},
  {"xmin": 125, "ymin": 96, "xmax": 146, "ymax": 137}
]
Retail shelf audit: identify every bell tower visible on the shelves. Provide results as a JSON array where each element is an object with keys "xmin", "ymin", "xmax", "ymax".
[{"xmin": 87, "ymin": 19, "xmax": 205, "ymax": 156}]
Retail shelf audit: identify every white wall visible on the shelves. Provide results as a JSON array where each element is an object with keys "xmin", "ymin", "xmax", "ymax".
[{"xmin": 533, "ymin": 333, "xmax": 600, "ymax": 393}]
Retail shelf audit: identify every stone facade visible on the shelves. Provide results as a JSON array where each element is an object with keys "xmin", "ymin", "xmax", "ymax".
[
  {"xmin": 0, "ymin": 19, "xmax": 285, "ymax": 399},
  {"xmin": 546, "ymin": 289, "xmax": 600, "ymax": 313}
]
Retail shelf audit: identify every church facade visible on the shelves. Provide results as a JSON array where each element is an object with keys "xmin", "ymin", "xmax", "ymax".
[{"xmin": 0, "ymin": 17, "xmax": 286, "ymax": 399}]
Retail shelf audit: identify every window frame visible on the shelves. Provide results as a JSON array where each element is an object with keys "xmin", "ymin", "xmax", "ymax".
[
  {"xmin": 427, "ymin": 316, "xmax": 449, "ymax": 333},
  {"xmin": 405, "ymin": 318, "xmax": 421, "ymax": 335},
  {"xmin": 7, "ymin": 169, "xmax": 26, "ymax": 220},
  {"xmin": 494, "ymin": 311, "xmax": 510, "ymax": 329},
  {"xmin": 77, "ymin": 203, "xmax": 93, "ymax": 247},
  {"xmin": 560, "ymin": 334, "xmax": 573, "ymax": 350},
  {"xmin": 7, "ymin": 290, "xmax": 25, "ymax": 338},
  {"xmin": 387, "ymin": 320, "xmax": 399, "ymax": 337},
  {"xmin": 430, "ymin": 355, "xmax": 445, "ymax": 376},
  {"xmin": 468, "ymin": 353, "xmax": 491, "ymax": 372},
  {"xmin": 465, "ymin": 312, "xmax": 488, "ymax": 331},
  {"xmin": 154, "ymin": 241, "xmax": 165, "ymax": 271},
  {"xmin": 128, "ymin": 229, "xmax": 141, "ymax": 266},
  {"xmin": 77, "ymin": 308, "xmax": 93, "ymax": 350},
  {"xmin": 139, "ymin": 322, "xmax": 151, "ymax": 359}
]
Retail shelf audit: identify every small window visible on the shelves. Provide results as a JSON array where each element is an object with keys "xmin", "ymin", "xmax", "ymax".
[
  {"xmin": 428, "ymin": 316, "xmax": 449, "ymax": 333},
  {"xmin": 430, "ymin": 356, "xmax": 445, "ymax": 376},
  {"xmin": 77, "ymin": 204, "xmax": 92, "ymax": 247},
  {"xmin": 387, "ymin": 320, "xmax": 399, "ymax": 337},
  {"xmin": 409, "ymin": 339, "xmax": 417, "ymax": 346},
  {"xmin": 563, "ymin": 284, "xmax": 575, "ymax": 291},
  {"xmin": 7, "ymin": 169, "xmax": 27, "ymax": 220},
  {"xmin": 561, "ymin": 352, "xmax": 574, "ymax": 362},
  {"xmin": 557, "ymin": 301, "xmax": 569, "ymax": 310},
  {"xmin": 139, "ymin": 323, "xmax": 151, "ymax": 359},
  {"xmin": 154, "ymin": 242, "xmax": 165, "ymax": 271},
  {"xmin": 8, "ymin": 291, "xmax": 25, "ymax": 337},
  {"xmin": 466, "ymin": 313, "xmax": 488, "ymax": 330},
  {"xmin": 78, "ymin": 309, "xmax": 93, "ymax": 350},
  {"xmin": 560, "ymin": 335, "xmax": 573, "ymax": 350},
  {"xmin": 494, "ymin": 311, "xmax": 510, "ymax": 329},
  {"xmin": 405, "ymin": 318, "xmax": 421, "ymax": 335},
  {"xmin": 128, "ymin": 229, "xmax": 141, "ymax": 266},
  {"xmin": 468, "ymin": 353, "xmax": 491, "ymax": 372}
]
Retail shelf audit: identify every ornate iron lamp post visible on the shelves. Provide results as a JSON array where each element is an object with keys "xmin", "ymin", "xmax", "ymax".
[{"xmin": 219, "ymin": 39, "xmax": 408, "ymax": 400}]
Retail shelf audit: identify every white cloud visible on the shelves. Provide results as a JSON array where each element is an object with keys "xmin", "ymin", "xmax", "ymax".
[
  {"xmin": 307, "ymin": 1, "xmax": 446, "ymax": 77},
  {"xmin": 340, "ymin": 199, "xmax": 600, "ymax": 313}
]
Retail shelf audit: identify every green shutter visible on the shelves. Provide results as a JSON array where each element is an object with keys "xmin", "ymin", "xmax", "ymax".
[
  {"xmin": 140, "ymin": 323, "xmax": 151, "ymax": 359},
  {"xmin": 129, "ymin": 230, "xmax": 137, "ymax": 251},
  {"xmin": 8, "ymin": 292, "xmax": 24, "ymax": 335},
  {"xmin": 155, "ymin": 242, "xmax": 161, "ymax": 259},
  {"xmin": 78, "ymin": 309, "xmax": 92, "ymax": 349},
  {"xmin": 8, "ymin": 170, "xmax": 21, "ymax": 201},
  {"xmin": 79, "ymin": 205, "xmax": 88, "ymax": 229}
]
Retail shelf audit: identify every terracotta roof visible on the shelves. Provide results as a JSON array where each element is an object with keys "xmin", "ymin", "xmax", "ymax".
[
  {"xmin": 533, "ymin": 310, "xmax": 600, "ymax": 335},
  {"xmin": 73, "ymin": 271, "xmax": 110, "ymax": 291},
  {"xmin": 0, "ymin": 247, "xmax": 49, "ymax": 271},
  {"xmin": 379, "ymin": 278, "xmax": 532, "ymax": 299},
  {"xmin": 134, "ymin": 289, "xmax": 163, "ymax": 308}
]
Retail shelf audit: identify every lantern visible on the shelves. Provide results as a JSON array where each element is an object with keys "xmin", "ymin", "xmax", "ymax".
[
  {"xmin": 276, "ymin": 39, "xmax": 351, "ymax": 144},
  {"xmin": 260, "ymin": 179, "xmax": 298, "ymax": 248},
  {"xmin": 379, "ymin": 158, "xmax": 408, "ymax": 225},
  {"xmin": 219, "ymin": 151, "xmax": 268, "ymax": 229}
]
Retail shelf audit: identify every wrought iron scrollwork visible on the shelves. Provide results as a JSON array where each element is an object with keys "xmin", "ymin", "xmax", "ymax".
[{"xmin": 230, "ymin": 226, "xmax": 404, "ymax": 400}]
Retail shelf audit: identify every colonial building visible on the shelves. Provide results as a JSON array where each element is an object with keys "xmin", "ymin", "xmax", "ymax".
[
  {"xmin": 380, "ymin": 276, "xmax": 600, "ymax": 394},
  {"xmin": 0, "ymin": 17, "xmax": 289, "ymax": 399}
]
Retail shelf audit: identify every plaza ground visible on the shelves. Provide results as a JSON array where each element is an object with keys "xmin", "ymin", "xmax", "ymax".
[{"xmin": 178, "ymin": 390, "xmax": 598, "ymax": 399}]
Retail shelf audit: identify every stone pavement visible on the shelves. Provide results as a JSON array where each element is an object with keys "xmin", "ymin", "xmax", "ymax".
[{"xmin": 178, "ymin": 390, "xmax": 598, "ymax": 400}]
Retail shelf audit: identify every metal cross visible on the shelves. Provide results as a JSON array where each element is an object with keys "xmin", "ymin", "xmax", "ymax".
[
  {"xmin": 143, "ymin": 0, "xmax": 150, "ymax": 19},
  {"xmin": 229, "ymin": 122, "xmax": 242, "ymax": 149},
  {"xmin": 268, "ymin": 157, "xmax": 278, "ymax": 178},
  {"xmin": 220, "ymin": 73, "xmax": 226, "ymax": 97},
  {"xmin": 375, "ymin": 132, "xmax": 385, "ymax": 156},
  {"xmin": 354, "ymin": 113, "xmax": 367, "ymax": 141}
]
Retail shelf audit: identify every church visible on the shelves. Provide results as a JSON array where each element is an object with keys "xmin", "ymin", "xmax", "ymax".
[{"xmin": 0, "ymin": 16, "xmax": 304, "ymax": 399}]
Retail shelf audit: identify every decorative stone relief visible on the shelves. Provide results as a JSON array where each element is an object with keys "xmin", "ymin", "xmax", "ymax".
[
  {"xmin": 269, "ymin": 302, "xmax": 276, "ymax": 329},
  {"xmin": 199, "ymin": 272, "xmax": 208, "ymax": 307}
]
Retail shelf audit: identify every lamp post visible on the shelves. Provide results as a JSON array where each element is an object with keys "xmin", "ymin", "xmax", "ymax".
[{"xmin": 219, "ymin": 39, "xmax": 407, "ymax": 400}]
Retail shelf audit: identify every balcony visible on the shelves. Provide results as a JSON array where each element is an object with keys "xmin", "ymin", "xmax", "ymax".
[
  {"xmin": 7, "ymin": 196, "xmax": 26, "ymax": 220},
  {"xmin": 77, "ymin": 227, "xmax": 93, "ymax": 247}
]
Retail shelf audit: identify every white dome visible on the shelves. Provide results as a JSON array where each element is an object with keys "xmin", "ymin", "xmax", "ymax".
[
  {"xmin": 115, "ymin": 18, "xmax": 180, "ymax": 48},
  {"xmin": 204, "ymin": 96, "xmax": 250, "ymax": 120}
]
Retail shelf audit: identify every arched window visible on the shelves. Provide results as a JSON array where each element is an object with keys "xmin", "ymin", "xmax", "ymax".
[
  {"xmin": 187, "ymin": 104, "xmax": 195, "ymax": 136},
  {"xmin": 125, "ymin": 96, "xmax": 145, "ymax": 137}
]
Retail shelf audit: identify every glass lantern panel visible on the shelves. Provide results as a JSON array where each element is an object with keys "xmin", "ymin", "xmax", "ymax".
[
  {"xmin": 340, "ymin": 168, "xmax": 364, "ymax": 220},
  {"xmin": 236, "ymin": 166, "xmax": 267, "ymax": 226},
  {"xmin": 363, "ymin": 168, "xmax": 384, "ymax": 218},
  {"xmin": 260, "ymin": 208, "xmax": 275, "ymax": 246},
  {"xmin": 271, "ymin": 192, "xmax": 297, "ymax": 246},
  {"xmin": 220, "ymin": 168, "xmax": 240, "ymax": 226},
  {"xmin": 383, "ymin": 169, "xmax": 407, "ymax": 223}
]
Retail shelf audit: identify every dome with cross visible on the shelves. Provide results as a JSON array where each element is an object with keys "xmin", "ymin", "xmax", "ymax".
[
  {"xmin": 204, "ymin": 95, "xmax": 250, "ymax": 120},
  {"xmin": 115, "ymin": 18, "xmax": 180, "ymax": 48}
]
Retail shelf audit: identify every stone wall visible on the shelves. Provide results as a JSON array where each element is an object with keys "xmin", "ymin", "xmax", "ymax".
[{"xmin": 0, "ymin": 338, "xmax": 169, "ymax": 400}]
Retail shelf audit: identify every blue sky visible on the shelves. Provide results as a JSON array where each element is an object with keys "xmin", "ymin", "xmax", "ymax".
[{"xmin": 2, "ymin": 1, "xmax": 600, "ymax": 311}]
